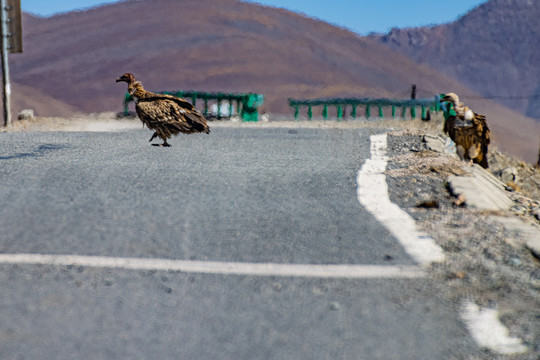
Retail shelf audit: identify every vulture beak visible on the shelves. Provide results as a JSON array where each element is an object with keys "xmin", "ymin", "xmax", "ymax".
[
  {"xmin": 440, "ymin": 93, "xmax": 459, "ymax": 105},
  {"xmin": 116, "ymin": 73, "xmax": 133, "ymax": 83}
]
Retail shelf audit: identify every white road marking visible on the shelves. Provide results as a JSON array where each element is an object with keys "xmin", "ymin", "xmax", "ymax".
[
  {"xmin": 0, "ymin": 253, "xmax": 424, "ymax": 278},
  {"xmin": 460, "ymin": 301, "xmax": 528, "ymax": 354},
  {"xmin": 357, "ymin": 133, "xmax": 445, "ymax": 266},
  {"xmin": 359, "ymin": 134, "xmax": 528, "ymax": 354}
]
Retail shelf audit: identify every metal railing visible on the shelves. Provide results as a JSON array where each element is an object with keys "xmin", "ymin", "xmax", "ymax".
[
  {"xmin": 123, "ymin": 91, "xmax": 264, "ymax": 122},
  {"xmin": 288, "ymin": 97, "xmax": 440, "ymax": 120}
]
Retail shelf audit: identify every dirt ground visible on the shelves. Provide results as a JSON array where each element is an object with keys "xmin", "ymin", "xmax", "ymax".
[{"xmin": 385, "ymin": 132, "xmax": 540, "ymax": 358}]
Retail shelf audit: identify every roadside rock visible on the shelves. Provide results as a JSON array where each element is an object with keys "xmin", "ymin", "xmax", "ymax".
[{"xmin": 18, "ymin": 109, "xmax": 35, "ymax": 121}]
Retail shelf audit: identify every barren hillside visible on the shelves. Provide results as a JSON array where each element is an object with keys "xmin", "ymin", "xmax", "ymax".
[
  {"xmin": 370, "ymin": 0, "xmax": 540, "ymax": 120},
  {"xmin": 1, "ymin": 81, "xmax": 78, "ymax": 118},
  {"xmin": 7, "ymin": 0, "xmax": 540, "ymax": 162}
]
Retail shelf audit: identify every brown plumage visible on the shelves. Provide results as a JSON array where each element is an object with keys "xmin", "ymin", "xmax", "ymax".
[
  {"xmin": 116, "ymin": 73, "xmax": 209, "ymax": 147},
  {"xmin": 441, "ymin": 93, "xmax": 490, "ymax": 169}
]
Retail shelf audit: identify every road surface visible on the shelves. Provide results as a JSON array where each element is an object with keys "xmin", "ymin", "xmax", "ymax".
[{"xmin": 0, "ymin": 126, "xmax": 486, "ymax": 359}]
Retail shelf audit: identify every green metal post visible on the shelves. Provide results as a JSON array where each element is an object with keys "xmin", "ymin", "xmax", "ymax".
[
  {"xmin": 322, "ymin": 105, "xmax": 328, "ymax": 120},
  {"xmin": 229, "ymin": 97, "xmax": 234, "ymax": 117},
  {"xmin": 294, "ymin": 105, "xmax": 299, "ymax": 120},
  {"xmin": 378, "ymin": 105, "xmax": 383, "ymax": 118},
  {"xmin": 124, "ymin": 93, "xmax": 131, "ymax": 116},
  {"xmin": 366, "ymin": 104, "xmax": 371, "ymax": 118},
  {"xmin": 191, "ymin": 92, "xmax": 197, "ymax": 108},
  {"xmin": 351, "ymin": 105, "xmax": 357, "ymax": 119},
  {"xmin": 392, "ymin": 105, "xmax": 396, "ymax": 118},
  {"xmin": 410, "ymin": 106, "xmax": 416, "ymax": 119},
  {"xmin": 307, "ymin": 106, "xmax": 313, "ymax": 120},
  {"xmin": 217, "ymin": 95, "xmax": 222, "ymax": 118},
  {"xmin": 401, "ymin": 106, "xmax": 406, "ymax": 119},
  {"xmin": 337, "ymin": 105, "xmax": 343, "ymax": 121},
  {"xmin": 421, "ymin": 106, "xmax": 426, "ymax": 119},
  {"xmin": 203, "ymin": 94, "xmax": 209, "ymax": 117}
]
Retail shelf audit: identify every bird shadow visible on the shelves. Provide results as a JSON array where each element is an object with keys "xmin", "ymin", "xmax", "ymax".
[{"xmin": 0, "ymin": 144, "xmax": 69, "ymax": 160}]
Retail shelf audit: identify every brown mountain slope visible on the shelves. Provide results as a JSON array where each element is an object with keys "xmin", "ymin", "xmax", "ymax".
[
  {"xmin": 13, "ymin": 0, "xmax": 466, "ymax": 112},
  {"xmin": 0, "ymin": 82, "xmax": 78, "ymax": 119},
  {"xmin": 8, "ymin": 0, "xmax": 540, "ymax": 162},
  {"xmin": 370, "ymin": 0, "xmax": 540, "ymax": 120}
]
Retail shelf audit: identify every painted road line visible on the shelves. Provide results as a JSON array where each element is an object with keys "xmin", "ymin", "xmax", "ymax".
[
  {"xmin": 0, "ymin": 253, "xmax": 425, "ymax": 279},
  {"xmin": 357, "ymin": 133, "xmax": 445, "ymax": 266},
  {"xmin": 460, "ymin": 301, "xmax": 528, "ymax": 354}
]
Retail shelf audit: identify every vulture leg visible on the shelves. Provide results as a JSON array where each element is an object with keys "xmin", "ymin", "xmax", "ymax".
[
  {"xmin": 149, "ymin": 133, "xmax": 158, "ymax": 142},
  {"xmin": 151, "ymin": 135, "xmax": 172, "ymax": 147}
]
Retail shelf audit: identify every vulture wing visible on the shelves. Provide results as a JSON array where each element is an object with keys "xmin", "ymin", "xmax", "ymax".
[
  {"xmin": 136, "ymin": 97, "xmax": 209, "ymax": 135},
  {"xmin": 473, "ymin": 113, "xmax": 490, "ymax": 145},
  {"xmin": 473, "ymin": 113, "xmax": 490, "ymax": 168},
  {"xmin": 144, "ymin": 92, "xmax": 196, "ymax": 111}
]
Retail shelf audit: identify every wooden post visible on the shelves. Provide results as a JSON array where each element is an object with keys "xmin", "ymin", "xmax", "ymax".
[{"xmin": 1, "ymin": 0, "xmax": 11, "ymax": 127}]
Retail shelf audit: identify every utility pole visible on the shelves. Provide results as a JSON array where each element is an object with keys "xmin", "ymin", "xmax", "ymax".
[
  {"xmin": 1, "ymin": 0, "xmax": 22, "ymax": 127},
  {"xmin": 410, "ymin": 84, "xmax": 417, "ymax": 100},
  {"xmin": 536, "ymin": 144, "xmax": 540, "ymax": 169}
]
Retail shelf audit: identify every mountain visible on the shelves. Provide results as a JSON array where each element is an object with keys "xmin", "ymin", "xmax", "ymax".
[
  {"xmin": 7, "ymin": 0, "xmax": 540, "ymax": 162},
  {"xmin": 370, "ymin": 0, "xmax": 540, "ymax": 120},
  {"xmin": 8, "ymin": 82, "xmax": 78, "ymax": 118},
  {"xmin": 12, "ymin": 0, "xmax": 471, "ymax": 113},
  {"xmin": 0, "ymin": 80, "xmax": 78, "ymax": 119}
]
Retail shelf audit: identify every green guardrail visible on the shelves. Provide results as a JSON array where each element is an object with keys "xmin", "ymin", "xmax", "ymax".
[
  {"xmin": 288, "ymin": 96, "xmax": 441, "ymax": 121},
  {"xmin": 123, "ymin": 91, "xmax": 264, "ymax": 122}
]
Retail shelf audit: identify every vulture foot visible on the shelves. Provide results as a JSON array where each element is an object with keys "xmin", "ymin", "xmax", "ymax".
[{"xmin": 152, "ymin": 142, "xmax": 171, "ymax": 147}]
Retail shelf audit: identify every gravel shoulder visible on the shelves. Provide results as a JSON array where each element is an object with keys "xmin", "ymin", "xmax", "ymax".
[{"xmin": 385, "ymin": 131, "xmax": 540, "ymax": 358}]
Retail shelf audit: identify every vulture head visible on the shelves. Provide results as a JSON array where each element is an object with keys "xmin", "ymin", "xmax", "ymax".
[
  {"xmin": 441, "ymin": 92, "xmax": 460, "ymax": 106},
  {"xmin": 116, "ymin": 73, "xmax": 135, "ymax": 84}
]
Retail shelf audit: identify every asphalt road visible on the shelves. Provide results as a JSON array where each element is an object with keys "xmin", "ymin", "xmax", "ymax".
[{"xmin": 0, "ymin": 127, "xmax": 484, "ymax": 359}]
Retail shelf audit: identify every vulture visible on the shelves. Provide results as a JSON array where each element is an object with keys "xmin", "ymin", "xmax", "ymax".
[
  {"xmin": 440, "ymin": 93, "xmax": 490, "ymax": 168},
  {"xmin": 116, "ymin": 73, "xmax": 210, "ymax": 147}
]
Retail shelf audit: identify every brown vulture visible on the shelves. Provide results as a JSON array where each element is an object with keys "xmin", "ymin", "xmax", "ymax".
[
  {"xmin": 116, "ymin": 73, "xmax": 210, "ymax": 147},
  {"xmin": 441, "ymin": 93, "xmax": 490, "ymax": 169}
]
